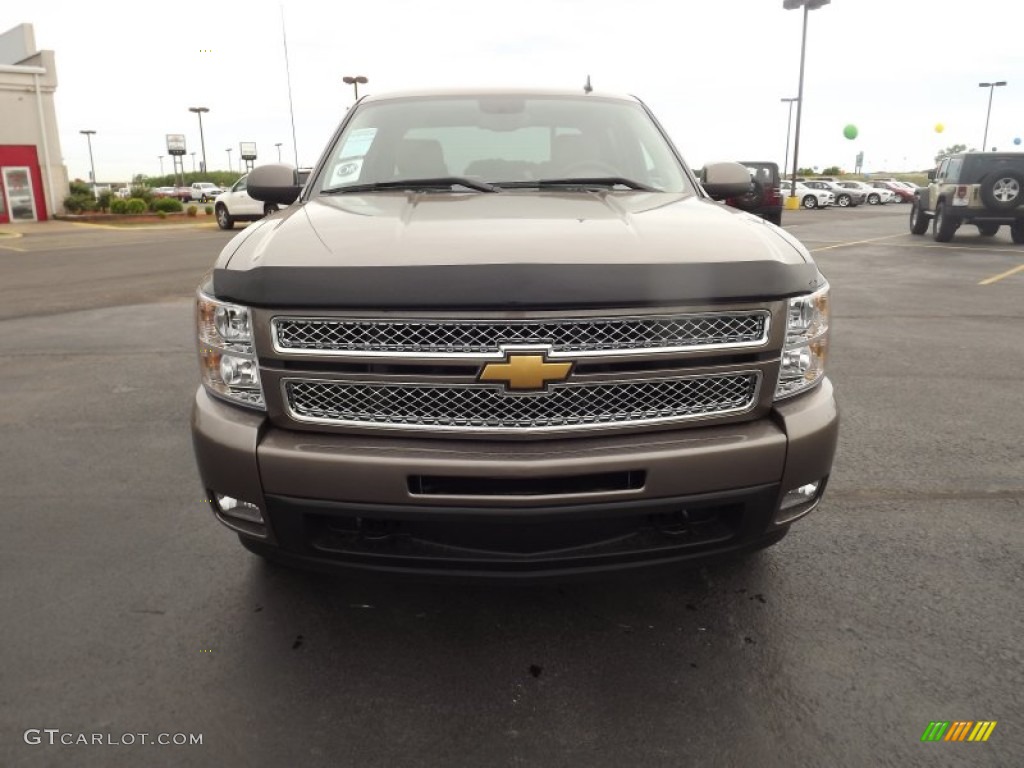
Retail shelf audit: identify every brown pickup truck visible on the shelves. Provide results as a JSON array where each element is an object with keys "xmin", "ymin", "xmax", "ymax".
[{"xmin": 191, "ymin": 88, "xmax": 838, "ymax": 579}]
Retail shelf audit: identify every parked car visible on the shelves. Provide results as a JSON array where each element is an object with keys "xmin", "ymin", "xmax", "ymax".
[
  {"xmin": 190, "ymin": 182, "xmax": 225, "ymax": 202},
  {"xmin": 780, "ymin": 180, "xmax": 834, "ymax": 209},
  {"xmin": 910, "ymin": 151, "xmax": 1024, "ymax": 243},
  {"xmin": 835, "ymin": 181, "xmax": 894, "ymax": 205},
  {"xmin": 213, "ymin": 174, "xmax": 280, "ymax": 230},
  {"xmin": 869, "ymin": 180, "xmax": 915, "ymax": 204},
  {"xmin": 721, "ymin": 161, "xmax": 783, "ymax": 225},
  {"xmin": 191, "ymin": 88, "xmax": 838, "ymax": 578},
  {"xmin": 152, "ymin": 186, "xmax": 192, "ymax": 202},
  {"xmin": 803, "ymin": 180, "xmax": 864, "ymax": 207}
]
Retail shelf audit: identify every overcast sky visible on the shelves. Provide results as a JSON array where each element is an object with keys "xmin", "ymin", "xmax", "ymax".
[{"xmin": 5, "ymin": 0, "xmax": 1022, "ymax": 182}]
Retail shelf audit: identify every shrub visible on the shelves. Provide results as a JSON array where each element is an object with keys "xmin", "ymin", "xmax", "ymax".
[
  {"xmin": 204, "ymin": 205, "xmax": 213, "ymax": 216},
  {"xmin": 152, "ymin": 197, "xmax": 183, "ymax": 213},
  {"xmin": 158, "ymin": 211, "xmax": 167, "ymax": 219},
  {"xmin": 186, "ymin": 205, "xmax": 198, "ymax": 217},
  {"xmin": 63, "ymin": 193, "xmax": 97, "ymax": 213},
  {"xmin": 126, "ymin": 198, "xmax": 147, "ymax": 214},
  {"xmin": 69, "ymin": 180, "xmax": 92, "ymax": 196},
  {"xmin": 129, "ymin": 186, "xmax": 152, "ymax": 202},
  {"xmin": 110, "ymin": 199, "xmax": 129, "ymax": 214},
  {"xmin": 97, "ymin": 190, "xmax": 114, "ymax": 212}
]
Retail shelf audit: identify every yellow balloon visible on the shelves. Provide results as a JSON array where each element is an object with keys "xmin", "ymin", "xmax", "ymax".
[{"xmin": 935, "ymin": 123, "xmax": 945, "ymax": 133}]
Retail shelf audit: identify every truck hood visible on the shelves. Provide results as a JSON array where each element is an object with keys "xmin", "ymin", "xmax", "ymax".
[{"xmin": 213, "ymin": 191, "xmax": 823, "ymax": 309}]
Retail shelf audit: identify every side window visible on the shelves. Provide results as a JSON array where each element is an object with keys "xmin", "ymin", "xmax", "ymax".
[
  {"xmin": 233, "ymin": 177, "xmax": 247, "ymax": 193},
  {"xmin": 936, "ymin": 158, "xmax": 950, "ymax": 181},
  {"xmin": 945, "ymin": 158, "xmax": 963, "ymax": 183}
]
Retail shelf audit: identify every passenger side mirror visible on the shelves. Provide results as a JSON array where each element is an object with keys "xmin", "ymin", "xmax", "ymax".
[
  {"xmin": 247, "ymin": 164, "xmax": 304, "ymax": 205},
  {"xmin": 701, "ymin": 161, "xmax": 754, "ymax": 200},
  {"xmin": 927, "ymin": 170, "xmax": 936, "ymax": 181}
]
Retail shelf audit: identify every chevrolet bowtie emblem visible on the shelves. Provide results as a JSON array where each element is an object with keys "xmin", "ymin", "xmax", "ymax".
[{"xmin": 479, "ymin": 354, "xmax": 573, "ymax": 391}]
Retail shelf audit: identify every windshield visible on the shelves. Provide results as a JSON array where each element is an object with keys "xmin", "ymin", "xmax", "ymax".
[{"xmin": 316, "ymin": 95, "xmax": 689, "ymax": 193}]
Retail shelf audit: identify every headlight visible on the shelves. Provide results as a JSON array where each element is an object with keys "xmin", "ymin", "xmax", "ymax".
[
  {"xmin": 196, "ymin": 291, "xmax": 265, "ymax": 409},
  {"xmin": 775, "ymin": 282, "xmax": 829, "ymax": 400}
]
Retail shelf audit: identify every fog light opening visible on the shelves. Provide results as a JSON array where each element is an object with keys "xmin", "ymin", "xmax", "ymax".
[
  {"xmin": 215, "ymin": 493, "xmax": 265, "ymax": 524},
  {"xmin": 775, "ymin": 480, "xmax": 822, "ymax": 525}
]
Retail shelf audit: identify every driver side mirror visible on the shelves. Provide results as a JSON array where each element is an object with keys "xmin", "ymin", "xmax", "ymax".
[
  {"xmin": 247, "ymin": 164, "xmax": 304, "ymax": 205},
  {"xmin": 927, "ymin": 169, "xmax": 936, "ymax": 181}
]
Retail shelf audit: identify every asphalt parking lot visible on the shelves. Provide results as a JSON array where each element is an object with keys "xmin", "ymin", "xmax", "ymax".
[{"xmin": 1, "ymin": 206, "xmax": 1021, "ymax": 767}]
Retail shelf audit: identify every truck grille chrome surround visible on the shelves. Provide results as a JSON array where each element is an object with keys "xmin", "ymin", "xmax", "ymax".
[
  {"xmin": 283, "ymin": 372, "xmax": 760, "ymax": 433},
  {"xmin": 272, "ymin": 312, "xmax": 769, "ymax": 358}
]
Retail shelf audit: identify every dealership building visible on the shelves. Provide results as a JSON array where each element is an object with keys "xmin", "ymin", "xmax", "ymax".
[{"xmin": 0, "ymin": 23, "xmax": 67, "ymax": 223}]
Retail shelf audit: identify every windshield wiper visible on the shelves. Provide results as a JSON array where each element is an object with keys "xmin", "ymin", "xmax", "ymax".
[
  {"xmin": 495, "ymin": 177, "xmax": 659, "ymax": 192},
  {"xmin": 322, "ymin": 177, "xmax": 500, "ymax": 194}
]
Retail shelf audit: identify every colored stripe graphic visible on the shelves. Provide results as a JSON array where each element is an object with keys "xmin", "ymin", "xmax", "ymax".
[{"xmin": 921, "ymin": 721, "xmax": 996, "ymax": 742}]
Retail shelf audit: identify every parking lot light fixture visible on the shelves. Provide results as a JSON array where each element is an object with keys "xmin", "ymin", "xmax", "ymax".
[
  {"xmin": 978, "ymin": 81, "xmax": 1007, "ymax": 151},
  {"xmin": 158, "ymin": 155, "xmax": 164, "ymax": 175},
  {"xmin": 275, "ymin": 142, "xmax": 283, "ymax": 162},
  {"xmin": 226, "ymin": 147, "xmax": 233, "ymax": 173},
  {"xmin": 189, "ymin": 106, "xmax": 210, "ymax": 173},
  {"xmin": 342, "ymin": 75, "xmax": 368, "ymax": 102},
  {"xmin": 80, "ymin": 130, "xmax": 97, "ymax": 197},
  {"xmin": 783, "ymin": 0, "xmax": 830, "ymax": 208}
]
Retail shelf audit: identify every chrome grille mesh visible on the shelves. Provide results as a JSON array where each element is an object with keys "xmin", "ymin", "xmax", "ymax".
[
  {"xmin": 285, "ymin": 373, "xmax": 758, "ymax": 432},
  {"xmin": 273, "ymin": 313, "xmax": 768, "ymax": 356}
]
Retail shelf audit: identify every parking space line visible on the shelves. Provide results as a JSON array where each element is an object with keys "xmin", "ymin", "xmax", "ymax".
[
  {"xmin": 0, "ymin": 243, "xmax": 27, "ymax": 252},
  {"xmin": 809, "ymin": 234, "xmax": 906, "ymax": 252},
  {"xmin": 979, "ymin": 263, "xmax": 1024, "ymax": 285},
  {"xmin": 881, "ymin": 241, "xmax": 1024, "ymax": 254}
]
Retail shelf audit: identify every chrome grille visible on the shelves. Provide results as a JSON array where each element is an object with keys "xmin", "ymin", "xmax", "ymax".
[
  {"xmin": 272, "ymin": 312, "xmax": 769, "ymax": 357},
  {"xmin": 284, "ymin": 373, "xmax": 759, "ymax": 433}
]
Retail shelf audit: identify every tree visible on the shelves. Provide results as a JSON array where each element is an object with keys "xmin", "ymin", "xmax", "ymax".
[
  {"xmin": 934, "ymin": 144, "xmax": 966, "ymax": 163},
  {"xmin": 821, "ymin": 166, "xmax": 843, "ymax": 176}
]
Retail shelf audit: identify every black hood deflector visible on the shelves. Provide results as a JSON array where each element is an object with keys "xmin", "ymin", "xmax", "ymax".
[{"xmin": 213, "ymin": 261, "xmax": 824, "ymax": 309}]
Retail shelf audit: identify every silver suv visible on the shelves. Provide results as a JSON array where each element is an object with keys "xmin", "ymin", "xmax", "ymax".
[{"xmin": 910, "ymin": 152, "xmax": 1024, "ymax": 243}]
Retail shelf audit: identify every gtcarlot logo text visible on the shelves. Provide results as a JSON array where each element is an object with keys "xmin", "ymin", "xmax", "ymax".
[{"xmin": 24, "ymin": 729, "xmax": 203, "ymax": 746}]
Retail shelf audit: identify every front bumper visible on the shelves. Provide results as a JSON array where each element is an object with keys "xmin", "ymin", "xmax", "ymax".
[{"xmin": 191, "ymin": 379, "xmax": 838, "ymax": 578}]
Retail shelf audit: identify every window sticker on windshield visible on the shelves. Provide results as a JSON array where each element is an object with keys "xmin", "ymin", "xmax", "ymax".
[
  {"xmin": 340, "ymin": 128, "xmax": 376, "ymax": 159},
  {"xmin": 330, "ymin": 158, "xmax": 363, "ymax": 186},
  {"xmin": 330, "ymin": 128, "xmax": 376, "ymax": 185}
]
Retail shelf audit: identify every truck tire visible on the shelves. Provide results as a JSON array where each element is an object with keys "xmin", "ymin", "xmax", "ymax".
[
  {"xmin": 909, "ymin": 200, "xmax": 930, "ymax": 234},
  {"xmin": 979, "ymin": 170, "xmax": 1024, "ymax": 211},
  {"xmin": 976, "ymin": 223, "xmax": 999, "ymax": 236},
  {"xmin": 933, "ymin": 201, "xmax": 957, "ymax": 242},
  {"xmin": 1011, "ymin": 221, "xmax": 1024, "ymax": 244}
]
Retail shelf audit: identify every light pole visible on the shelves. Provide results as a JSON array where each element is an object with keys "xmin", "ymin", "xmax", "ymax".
[
  {"xmin": 979, "ymin": 81, "xmax": 1007, "ymax": 151},
  {"xmin": 191, "ymin": 152, "xmax": 197, "ymax": 173},
  {"xmin": 80, "ymin": 130, "xmax": 97, "ymax": 197},
  {"xmin": 158, "ymin": 155, "xmax": 165, "ymax": 175},
  {"xmin": 226, "ymin": 147, "xmax": 233, "ymax": 173},
  {"xmin": 275, "ymin": 142, "xmax": 283, "ymax": 162},
  {"xmin": 783, "ymin": 0, "xmax": 830, "ymax": 206},
  {"xmin": 781, "ymin": 97, "xmax": 798, "ymax": 174},
  {"xmin": 188, "ymin": 106, "xmax": 209, "ymax": 173},
  {"xmin": 342, "ymin": 75, "xmax": 368, "ymax": 102}
]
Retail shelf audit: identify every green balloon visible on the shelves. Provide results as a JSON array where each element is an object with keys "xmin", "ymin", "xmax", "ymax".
[{"xmin": 843, "ymin": 124, "xmax": 858, "ymax": 140}]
